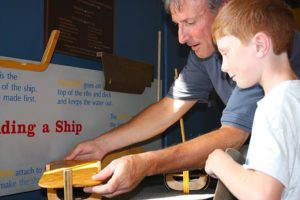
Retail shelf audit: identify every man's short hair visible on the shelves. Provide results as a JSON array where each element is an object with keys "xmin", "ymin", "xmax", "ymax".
[{"xmin": 162, "ymin": 0, "xmax": 224, "ymax": 15}]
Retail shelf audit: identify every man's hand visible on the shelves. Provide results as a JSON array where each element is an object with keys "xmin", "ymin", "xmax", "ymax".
[
  {"xmin": 83, "ymin": 154, "xmax": 149, "ymax": 198},
  {"xmin": 65, "ymin": 139, "xmax": 106, "ymax": 161}
]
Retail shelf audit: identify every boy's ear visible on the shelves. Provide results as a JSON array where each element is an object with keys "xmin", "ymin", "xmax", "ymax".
[{"xmin": 253, "ymin": 32, "xmax": 270, "ymax": 58}]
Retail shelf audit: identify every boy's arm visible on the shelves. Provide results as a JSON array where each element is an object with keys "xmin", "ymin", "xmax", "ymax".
[{"xmin": 205, "ymin": 149, "xmax": 283, "ymax": 200}]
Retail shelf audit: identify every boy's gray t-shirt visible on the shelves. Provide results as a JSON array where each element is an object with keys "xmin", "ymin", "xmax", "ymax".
[{"xmin": 167, "ymin": 31, "xmax": 300, "ymax": 133}]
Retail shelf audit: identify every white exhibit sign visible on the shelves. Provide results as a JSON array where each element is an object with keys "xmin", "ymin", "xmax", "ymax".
[{"xmin": 0, "ymin": 58, "xmax": 160, "ymax": 196}]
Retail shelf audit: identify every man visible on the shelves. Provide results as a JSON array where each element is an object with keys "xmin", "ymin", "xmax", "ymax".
[
  {"xmin": 205, "ymin": 0, "xmax": 300, "ymax": 199},
  {"xmin": 65, "ymin": 0, "xmax": 300, "ymax": 197}
]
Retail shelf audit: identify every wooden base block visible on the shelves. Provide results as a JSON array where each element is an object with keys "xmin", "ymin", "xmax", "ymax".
[{"xmin": 46, "ymin": 188, "xmax": 101, "ymax": 200}]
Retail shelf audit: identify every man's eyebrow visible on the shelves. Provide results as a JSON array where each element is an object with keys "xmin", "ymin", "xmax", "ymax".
[
  {"xmin": 173, "ymin": 17, "xmax": 195, "ymax": 25},
  {"xmin": 172, "ymin": 19, "xmax": 179, "ymax": 24}
]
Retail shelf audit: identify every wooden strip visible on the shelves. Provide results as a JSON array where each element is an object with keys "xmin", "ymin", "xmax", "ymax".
[
  {"xmin": 157, "ymin": 31, "xmax": 162, "ymax": 101},
  {"xmin": 0, "ymin": 30, "xmax": 60, "ymax": 72}
]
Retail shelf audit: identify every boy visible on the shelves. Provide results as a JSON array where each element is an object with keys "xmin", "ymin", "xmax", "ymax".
[{"xmin": 205, "ymin": 0, "xmax": 300, "ymax": 199}]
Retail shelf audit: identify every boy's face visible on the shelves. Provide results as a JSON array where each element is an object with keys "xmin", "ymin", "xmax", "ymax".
[
  {"xmin": 217, "ymin": 35, "xmax": 262, "ymax": 88},
  {"xmin": 170, "ymin": 0, "xmax": 217, "ymax": 58}
]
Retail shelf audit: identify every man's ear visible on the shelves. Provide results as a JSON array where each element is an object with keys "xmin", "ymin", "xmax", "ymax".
[{"xmin": 253, "ymin": 32, "xmax": 270, "ymax": 58}]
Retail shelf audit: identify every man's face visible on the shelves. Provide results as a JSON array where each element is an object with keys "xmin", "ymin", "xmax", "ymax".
[
  {"xmin": 217, "ymin": 35, "xmax": 262, "ymax": 89},
  {"xmin": 170, "ymin": 0, "xmax": 217, "ymax": 58}
]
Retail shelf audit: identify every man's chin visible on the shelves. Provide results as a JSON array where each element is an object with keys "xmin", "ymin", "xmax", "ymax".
[{"xmin": 194, "ymin": 49, "xmax": 216, "ymax": 59}]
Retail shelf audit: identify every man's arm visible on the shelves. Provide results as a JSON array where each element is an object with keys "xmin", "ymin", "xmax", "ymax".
[
  {"xmin": 143, "ymin": 125, "xmax": 250, "ymax": 175},
  {"xmin": 83, "ymin": 125, "xmax": 250, "ymax": 198},
  {"xmin": 66, "ymin": 96, "xmax": 196, "ymax": 160}
]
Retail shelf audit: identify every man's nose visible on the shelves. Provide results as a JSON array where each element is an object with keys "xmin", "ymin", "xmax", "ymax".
[{"xmin": 178, "ymin": 25, "xmax": 188, "ymax": 44}]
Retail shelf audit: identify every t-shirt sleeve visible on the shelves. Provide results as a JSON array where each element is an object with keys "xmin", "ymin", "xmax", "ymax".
[
  {"xmin": 221, "ymin": 85, "xmax": 264, "ymax": 133},
  {"xmin": 167, "ymin": 51, "xmax": 213, "ymax": 102},
  {"xmin": 243, "ymin": 122, "xmax": 290, "ymax": 187}
]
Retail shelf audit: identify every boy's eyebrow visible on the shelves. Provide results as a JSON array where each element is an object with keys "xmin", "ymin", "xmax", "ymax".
[{"xmin": 217, "ymin": 46, "xmax": 226, "ymax": 53}]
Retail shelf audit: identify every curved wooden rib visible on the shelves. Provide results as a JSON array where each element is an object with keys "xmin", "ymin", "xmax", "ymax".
[
  {"xmin": 0, "ymin": 30, "xmax": 60, "ymax": 72},
  {"xmin": 165, "ymin": 172, "xmax": 209, "ymax": 191},
  {"xmin": 38, "ymin": 160, "xmax": 101, "ymax": 189}
]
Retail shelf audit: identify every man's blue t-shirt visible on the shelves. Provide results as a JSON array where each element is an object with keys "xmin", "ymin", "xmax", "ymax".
[{"xmin": 167, "ymin": 31, "xmax": 300, "ymax": 133}]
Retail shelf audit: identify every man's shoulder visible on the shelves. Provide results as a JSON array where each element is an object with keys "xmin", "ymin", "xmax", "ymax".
[
  {"xmin": 227, "ymin": 85, "xmax": 263, "ymax": 112},
  {"xmin": 289, "ymin": 31, "xmax": 300, "ymax": 73},
  {"xmin": 293, "ymin": 31, "xmax": 300, "ymax": 49}
]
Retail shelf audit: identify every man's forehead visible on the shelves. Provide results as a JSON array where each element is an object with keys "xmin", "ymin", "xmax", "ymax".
[
  {"xmin": 170, "ymin": 0, "xmax": 209, "ymax": 23},
  {"xmin": 170, "ymin": 0, "xmax": 207, "ymax": 14}
]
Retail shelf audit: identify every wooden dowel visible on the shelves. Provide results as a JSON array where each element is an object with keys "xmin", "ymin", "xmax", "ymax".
[
  {"xmin": 64, "ymin": 169, "xmax": 73, "ymax": 200},
  {"xmin": 157, "ymin": 31, "xmax": 162, "ymax": 102},
  {"xmin": 174, "ymin": 68, "xmax": 189, "ymax": 194}
]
